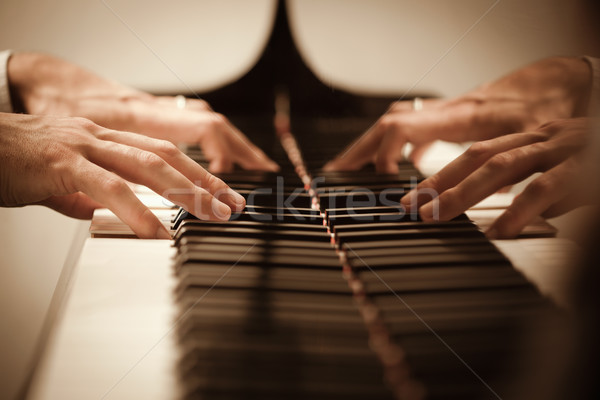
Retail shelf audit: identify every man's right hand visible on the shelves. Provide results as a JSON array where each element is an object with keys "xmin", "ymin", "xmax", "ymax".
[{"xmin": 0, "ymin": 113, "xmax": 246, "ymax": 238}]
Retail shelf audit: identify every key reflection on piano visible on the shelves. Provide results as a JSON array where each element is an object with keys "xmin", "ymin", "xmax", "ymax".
[{"xmin": 169, "ymin": 130, "xmax": 556, "ymax": 400}]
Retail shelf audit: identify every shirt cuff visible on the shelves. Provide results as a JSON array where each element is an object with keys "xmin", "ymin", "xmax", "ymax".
[
  {"xmin": 0, "ymin": 50, "xmax": 13, "ymax": 113},
  {"xmin": 582, "ymin": 56, "xmax": 600, "ymax": 117}
]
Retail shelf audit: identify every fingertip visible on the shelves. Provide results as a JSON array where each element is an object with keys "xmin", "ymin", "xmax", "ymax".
[
  {"xmin": 484, "ymin": 227, "xmax": 498, "ymax": 240},
  {"xmin": 226, "ymin": 188, "xmax": 246, "ymax": 211},
  {"xmin": 400, "ymin": 190, "xmax": 415, "ymax": 210},
  {"xmin": 322, "ymin": 162, "xmax": 335, "ymax": 171},
  {"xmin": 209, "ymin": 159, "xmax": 232, "ymax": 173},
  {"xmin": 418, "ymin": 202, "xmax": 434, "ymax": 221},
  {"xmin": 156, "ymin": 226, "xmax": 172, "ymax": 240},
  {"xmin": 376, "ymin": 161, "xmax": 399, "ymax": 174},
  {"xmin": 267, "ymin": 160, "xmax": 281, "ymax": 172},
  {"xmin": 212, "ymin": 197, "xmax": 232, "ymax": 221}
]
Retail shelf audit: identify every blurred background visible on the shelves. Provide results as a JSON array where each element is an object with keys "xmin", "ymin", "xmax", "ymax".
[{"xmin": 0, "ymin": 1, "xmax": 598, "ymax": 399}]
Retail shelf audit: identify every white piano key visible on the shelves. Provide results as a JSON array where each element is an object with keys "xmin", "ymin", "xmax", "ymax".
[{"xmin": 28, "ymin": 239, "xmax": 180, "ymax": 400}]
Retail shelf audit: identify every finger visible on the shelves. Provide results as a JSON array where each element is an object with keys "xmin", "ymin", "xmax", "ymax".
[
  {"xmin": 486, "ymin": 160, "xmax": 577, "ymax": 239},
  {"xmin": 401, "ymin": 132, "xmax": 546, "ymax": 212},
  {"xmin": 387, "ymin": 98, "xmax": 444, "ymax": 113},
  {"xmin": 186, "ymin": 98, "xmax": 213, "ymax": 111},
  {"xmin": 418, "ymin": 139, "xmax": 573, "ymax": 222},
  {"xmin": 375, "ymin": 129, "xmax": 408, "ymax": 173},
  {"xmin": 40, "ymin": 192, "xmax": 104, "ymax": 219},
  {"xmin": 325, "ymin": 103, "xmax": 500, "ymax": 172},
  {"xmin": 199, "ymin": 131, "xmax": 234, "ymax": 173},
  {"xmin": 208, "ymin": 157, "xmax": 232, "ymax": 174},
  {"xmin": 323, "ymin": 122, "xmax": 386, "ymax": 171},
  {"xmin": 541, "ymin": 193, "xmax": 587, "ymax": 218},
  {"xmin": 154, "ymin": 96, "xmax": 212, "ymax": 111},
  {"xmin": 115, "ymin": 102, "xmax": 277, "ymax": 172},
  {"xmin": 407, "ymin": 142, "xmax": 434, "ymax": 164},
  {"xmin": 87, "ymin": 141, "xmax": 232, "ymax": 221},
  {"xmin": 95, "ymin": 130, "xmax": 245, "ymax": 211},
  {"xmin": 73, "ymin": 162, "xmax": 171, "ymax": 239},
  {"xmin": 221, "ymin": 121, "xmax": 279, "ymax": 171}
]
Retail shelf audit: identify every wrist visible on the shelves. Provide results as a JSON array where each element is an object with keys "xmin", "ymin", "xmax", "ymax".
[
  {"xmin": 6, "ymin": 52, "xmax": 43, "ymax": 113},
  {"xmin": 561, "ymin": 56, "xmax": 594, "ymax": 117},
  {"xmin": 581, "ymin": 56, "xmax": 600, "ymax": 117}
]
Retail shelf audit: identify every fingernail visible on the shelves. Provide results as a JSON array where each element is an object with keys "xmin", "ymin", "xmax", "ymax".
[
  {"xmin": 156, "ymin": 226, "xmax": 172, "ymax": 240},
  {"xmin": 419, "ymin": 203, "xmax": 433, "ymax": 221},
  {"xmin": 400, "ymin": 190, "xmax": 414, "ymax": 210},
  {"xmin": 212, "ymin": 197, "xmax": 231, "ymax": 221},
  {"xmin": 226, "ymin": 189, "xmax": 246, "ymax": 210},
  {"xmin": 269, "ymin": 161, "xmax": 280, "ymax": 172},
  {"xmin": 485, "ymin": 228, "xmax": 498, "ymax": 240}
]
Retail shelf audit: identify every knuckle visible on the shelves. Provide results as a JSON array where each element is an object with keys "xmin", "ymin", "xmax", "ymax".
[
  {"xmin": 420, "ymin": 174, "xmax": 440, "ymax": 192},
  {"xmin": 206, "ymin": 114, "xmax": 226, "ymax": 131},
  {"xmin": 493, "ymin": 208, "xmax": 521, "ymax": 237},
  {"xmin": 135, "ymin": 208, "xmax": 162, "ymax": 238},
  {"xmin": 525, "ymin": 177, "xmax": 553, "ymax": 197},
  {"xmin": 536, "ymin": 119, "xmax": 566, "ymax": 136},
  {"xmin": 387, "ymin": 101, "xmax": 402, "ymax": 112},
  {"xmin": 155, "ymin": 139, "xmax": 180, "ymax": 158},
  {"xmin": 44, "ymin": 141, "xmax": 69, "ymax": 164},
  {"xmin": 526, "ymin": 141, "xmax": 548, "ymax": 154},
  {"xmin": 197, "ymin": 99, "xmax": 210, "ymax": 109},
  {"xmin": 439, "ymin": 187, "xmax": 459, "ymax": 205},
  {"xmin": 103, "ymin": 177, "xmax": 129, "ymax": 196},
  {"xmin": 204, "ymin": 171, "xmax": 225, "ymax": 190},
  {"xmin": 465, "ymin": 140, "xmax": 493, "ymax": 160},
  {"xmin": 138, "ymin": 151, "xmax": 165, "ymax": 169},
  {"xmin": 211, "ymin": 112, "xmax": 227, "ymax": 124},
  {"xmin": 486, "ymin": 151, "xmax": 516, "ymax": 170},
  {"xmin": 72, "ymin": 117, "xmax": 98, "ymax": 131},
  {"xmin": 378, "ymin": 115, "xmax": 398, "ymax": 131}
]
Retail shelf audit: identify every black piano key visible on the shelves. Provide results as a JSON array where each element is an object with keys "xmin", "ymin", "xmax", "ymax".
[
  {"xmin": 177, "ymin": 220, "xmax": 327, "ymax": 233},
  {"xmin": 348, "ymin": 251, "xmax": 508, "ymax": 270},
  {"xmin": 318, "ymin": 191, "xmax": 408, "ymax": 210},
  {"xmin": 174, "ymin": 249, "xmax": 342, "ymax": 271},
  {"xmin": 333, "ymin": 220, "xmax": 476, "ymax": 233},
  {"xmin": 348, "ymin": 243, "xmax": 498, "ymax": 258},
  {"xmin": 176, "ymin": 264, "xmax": 350, "ymax": 294},
  {"xmin": 175, "ymin": 119, "xmax": 557, "ymax": 400},
  {"xmin": 327, "ymin": 212, "xmax": 414, "ymax": 227},
  {"xmin": 336, "ymin": 227, "xmax": 485, "ymax": 244},
  {"xmin": 176, "ymin": 236, "xmax": 334, "ymax": 251},
  {"xmin": 243, "ymin": 204, "xmax": 320, "ymax": 216},
  {"xmin": 357, "ymin": 265, "xmax": 531, "ymax": 295},
  {"xmin": 325, "ymin": 205, "xmax": 406, "ymax": 216},
  {"xmin": 176, "ymin": 307, "xmax": 369, "ymax": 340},
  {"xmin": 177, "ymin": 243, "xmax": 338, "ymax": 261},
  {"xmin": 215, "ymin": 171, "xmax": 305, "ymax": 186},
  {"xmin": 229, "ymin": 211, "xmax": 323, "ymax": 224},
  {"xmin": 173, "ymin": 226, "xmax": 332, "ymax": 246},
  {"xmin": 176, "ymin": 287, "xmax": 359, "ymax": 312},
  {"xmin": 243, "ymin": 192, "xmax": 314, "ymax": 208},
  {"xmin": 342, "ymin": 236, "xmax": 491, "ymax": 251}
]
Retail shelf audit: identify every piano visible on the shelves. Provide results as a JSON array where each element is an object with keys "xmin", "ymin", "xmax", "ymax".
[{"xmin": 22, "ymin": 1, "xmax": 584, "ymax": 399}]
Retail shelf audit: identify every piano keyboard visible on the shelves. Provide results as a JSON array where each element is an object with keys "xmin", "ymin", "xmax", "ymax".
[{"xmin": 169, "ymin": 123, "xmax": 555, "ymax": 400}]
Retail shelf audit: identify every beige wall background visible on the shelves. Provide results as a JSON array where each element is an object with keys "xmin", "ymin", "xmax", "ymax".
[
  {"xmin": 1, "ymin": 0, "xmax": 597, "ymax": 96},
  {"xmin": 0, "ymin": 1, "xmax": 597, "ymax": 399}
]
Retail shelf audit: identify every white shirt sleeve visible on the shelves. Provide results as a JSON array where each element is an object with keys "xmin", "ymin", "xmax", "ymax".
[{"xmin": 0, "ymin": 50, "xmax": 13, "ymax": 113}]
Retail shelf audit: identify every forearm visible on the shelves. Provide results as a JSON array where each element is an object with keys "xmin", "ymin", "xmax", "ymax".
[{"xmin": 6, "ymin": 52, "xmax": 145, "ymax": 116}]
